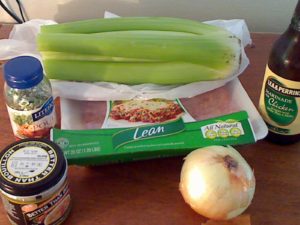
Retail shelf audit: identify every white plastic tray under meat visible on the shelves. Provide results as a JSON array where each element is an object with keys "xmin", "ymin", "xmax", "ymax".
[{"xmin": 60, "ymin": 78, "xmax": 268, "ymax": 141}]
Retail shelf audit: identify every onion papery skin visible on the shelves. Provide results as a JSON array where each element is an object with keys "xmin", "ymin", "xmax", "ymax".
[{"xmin": 179, "ymin": 145, "xmax": 255, "ymax": 220}]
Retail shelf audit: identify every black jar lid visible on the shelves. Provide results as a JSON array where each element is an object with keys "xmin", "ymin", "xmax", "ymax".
[{"xmin": 0, "ymin": 138, "xmax": 66, "ymax": 197}]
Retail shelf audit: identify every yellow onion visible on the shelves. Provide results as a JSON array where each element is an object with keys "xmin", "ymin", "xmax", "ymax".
[{"xmin": 179, "ymin": 145, "xmax": 255, "ymax": 220}]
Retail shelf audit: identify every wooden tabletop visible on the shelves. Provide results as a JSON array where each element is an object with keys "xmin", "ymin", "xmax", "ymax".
[{"xmin": 1, "ymin": 24, "xmax": 300, "ymax": 225}]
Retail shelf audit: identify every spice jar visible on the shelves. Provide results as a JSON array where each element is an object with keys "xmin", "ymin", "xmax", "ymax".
[
  {"xmin": 3, "ymin": 56, "xmax": 56, "ymax": 139},
  {"xmin": 0, "ymin": 138, "xmax": 71, "ymax": 225}
]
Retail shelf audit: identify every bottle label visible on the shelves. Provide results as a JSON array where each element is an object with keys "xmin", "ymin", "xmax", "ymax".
[
  {"xmin": 259, "ymin": 66, "xmax": 300, "ymax": 135},
  {"xmin": 7, "ymin": 97, "xmax": 56, "ymax": 139}
]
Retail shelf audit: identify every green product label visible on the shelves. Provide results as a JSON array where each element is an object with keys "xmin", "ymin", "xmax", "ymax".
[
  {"xmin": 201, "ymin": 119, "xmax": 245, "ymax": 139},
  {"xmin": 264, "ymin": 77, "xmax": 298, "ymax": 125},
  {"xmin": 112, "ymin": 119, "xmax": 185, "ymax": 149},
  {"xmin": 51, "ymin": 111, "xmax": 256, "ymax": 166}
]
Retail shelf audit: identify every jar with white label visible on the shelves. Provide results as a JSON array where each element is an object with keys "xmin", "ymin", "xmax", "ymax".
[
  {"xmin": 3, "ymin": 56, "xmax": 56, "ymax": 139},
  {"xmin": 0, "ymin": 138, "xmax": 71, "ymax": 225}
]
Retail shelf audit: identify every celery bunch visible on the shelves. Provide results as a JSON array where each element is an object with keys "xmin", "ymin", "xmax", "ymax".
[{"xmin": 38, "ymin": 17, "xmax": 242, "ymax": 85}]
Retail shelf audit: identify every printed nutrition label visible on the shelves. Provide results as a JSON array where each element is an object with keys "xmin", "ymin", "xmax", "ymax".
[{"xmin": 7, "ymin": 146, "xmax": 50, "ymax": 179}]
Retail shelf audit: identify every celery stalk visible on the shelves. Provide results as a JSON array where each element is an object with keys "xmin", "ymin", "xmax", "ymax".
[
  {"xmin": 38, "ymin": 17, "xmax": 243, "ymax": 85},
  {"xmin": 40, "ymin": 17, "xmax": 230, "ymax": 36},
  {"xmin": 40, "ymin": 51, "xmax": 159, "ymax": 62},
  {"xmin": 38, "ymin": 31, "xmax": 241, "ymax": 68},
  {"xmin": 43, "ymin": 60, "xmax": 237, "ymax": 85}
]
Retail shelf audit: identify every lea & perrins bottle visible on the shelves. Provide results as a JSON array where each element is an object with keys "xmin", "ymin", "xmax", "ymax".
[{"xmin": 259, "ymin": 0, "xmax": 300, "ymax": 145}]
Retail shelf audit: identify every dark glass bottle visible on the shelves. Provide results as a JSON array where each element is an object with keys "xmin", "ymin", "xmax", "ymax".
[{"xmin": 259, "ymin": 1, "xmax": 300, "ymax": 145}]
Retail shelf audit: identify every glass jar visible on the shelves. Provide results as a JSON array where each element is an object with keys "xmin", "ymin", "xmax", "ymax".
[
  {"xmin": 3, "ymin": 56, "xmax": 56, "ymax": 139},
  {"xmin": 0, "ymin": 138, "xmax": 71, "ymax": 225}
]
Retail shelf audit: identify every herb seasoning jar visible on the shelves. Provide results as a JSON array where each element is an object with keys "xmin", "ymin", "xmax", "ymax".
[
  {"xmin": 0, "ymin": 139, "xmax": 71, "ymax": 225},
  {"xmin": 3, "ymin": 56, "xmax": 56, "ymax": 139}
]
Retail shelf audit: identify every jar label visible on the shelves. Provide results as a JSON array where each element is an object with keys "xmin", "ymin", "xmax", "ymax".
[
  {"xmin": 6, "ymin": 97, "xmax": 56, "ymax": 139},
  {"xmin": 0, "ymin": 141, "xmax": 57, "ymax": 184},
  {"xmin": 259, "ymin": 66, "xmax": 300, "ymax": 135},
  {"xmin": 1, "ymin": 181, "xmax": 71, "ymax": 225}
]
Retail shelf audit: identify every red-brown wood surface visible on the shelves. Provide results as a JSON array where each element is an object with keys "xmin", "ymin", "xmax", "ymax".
[{"xmin": 0, "ymin": 24, "xmax": 300, "ymax": 225}]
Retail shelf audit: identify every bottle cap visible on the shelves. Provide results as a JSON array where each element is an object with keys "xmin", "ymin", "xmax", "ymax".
[{"xmin": 3, "ymin": 56, "xmax": 44, "ymax": 89}]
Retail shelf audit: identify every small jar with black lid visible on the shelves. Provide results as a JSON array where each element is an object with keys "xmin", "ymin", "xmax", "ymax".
[
  {"xmin": 3, "ymin": 56, "xmax": 56, "ymax": 139},
  {"xmin": 0, "ymin": 139, "xmax": 71, "ymax": 225}
]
